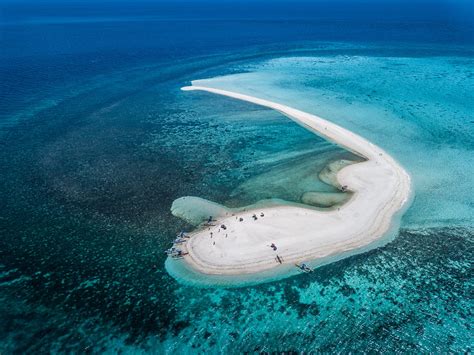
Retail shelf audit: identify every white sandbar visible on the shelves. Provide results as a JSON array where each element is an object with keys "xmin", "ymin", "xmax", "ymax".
[{"xmin": 175, "ymin": 85, "xmax": 411, "ymax": 277}]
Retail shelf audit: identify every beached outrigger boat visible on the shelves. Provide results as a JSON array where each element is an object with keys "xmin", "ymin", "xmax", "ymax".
[
  {"xmin": 295, "ymin": 263, "xmax": 313, "ymax": 273},
  {"xmin": 165, "ymin": 248, "xmax": 188, "ymax": 259},
  {"xmin": 176, "ymin": 231, "xmax": 190, "ymax": 238},
  {"xmin": 170, "ymin": 252, "xmax": 188, "ymax": 259},
  {"xmin": 173, "ymin": 238, "xmax": 187, "ymax": 244}
]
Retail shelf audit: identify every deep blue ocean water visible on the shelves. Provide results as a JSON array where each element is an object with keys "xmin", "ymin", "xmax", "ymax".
[{"xmin": 1, "ymin": 1, "xmax": 473, "ymax": 352}]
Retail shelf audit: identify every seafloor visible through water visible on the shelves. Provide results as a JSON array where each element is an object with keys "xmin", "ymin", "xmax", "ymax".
[{"xmin": 1, "ymin": 4, "xmax": 473, "ymax": 352}]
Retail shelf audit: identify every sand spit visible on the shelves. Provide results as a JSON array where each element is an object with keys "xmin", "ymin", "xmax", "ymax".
[{"xmin": 168, "ymin": 85, "xmax": 411, "ymax": 280}]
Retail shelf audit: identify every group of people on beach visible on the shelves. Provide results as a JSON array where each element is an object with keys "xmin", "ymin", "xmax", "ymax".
[
  {"xmin": 166, "ymin": 218, "xmax": 313, "ymax": 274},
  {"xmin": 207, "ymin": 211, "xmax": 266, "ymax": 248},
  {"xmin": 235, "ymin": 212, "xmax": 265, "ymax": 223},
  {"xmin": 268, "ymin": 242, "xmax": 283, "ymax": 264}
]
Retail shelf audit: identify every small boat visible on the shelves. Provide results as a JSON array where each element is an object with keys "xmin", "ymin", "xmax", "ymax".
[
  {"xmin": 170, "ymin": 252, "xmax": 188, "ymax": 259},
  {"xmin": 173, "ymin": 238, "xmax": 187, "ymax": 244},
  {"xmin": 295, "ymin": 263, "xmax": 313, "ymax": 273},
  {"xmin": 176, "ymin": 231, "xmax": 190, "ymax": 238},
  {"xmin": 203, "ymin": 223, "xmax": 216, "ymax": 227},
  {"xmin": 165, "ymin": 248, "xmax": 188, "ymax": 258}
]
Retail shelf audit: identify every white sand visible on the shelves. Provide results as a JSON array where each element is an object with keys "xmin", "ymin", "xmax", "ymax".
[{"xmin": 177, "ymin": 85, "xmax": 411, "ymax": 276}]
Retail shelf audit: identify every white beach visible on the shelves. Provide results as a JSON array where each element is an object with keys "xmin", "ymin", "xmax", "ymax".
[{"xmin": 174, "ymin": 84, "xmax": 412, "ymax": 277}]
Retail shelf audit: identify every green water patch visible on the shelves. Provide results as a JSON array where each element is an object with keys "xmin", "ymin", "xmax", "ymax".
[
  {"xmin": 301, "ymin": 158, "xmax": 357, "ymax": 207},
  {"xmin": 171, "ymin": 155, "xmax": 359, "ymax": 227},
  {"xmin": 227, "ymin": 152, "xmax": 360, "ymax": 206},
  {"xmin": 301, "ymin": 191, "xmax": 349, "ymax": 208},
  {"xmin": 318, "ymin": 159, "xmax": 356, "ymax": 187}
]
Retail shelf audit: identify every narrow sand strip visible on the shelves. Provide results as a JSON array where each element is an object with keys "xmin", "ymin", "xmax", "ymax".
[{"xmin": 175, "ymin": 85, "xmax": 411, "ymax": 276}]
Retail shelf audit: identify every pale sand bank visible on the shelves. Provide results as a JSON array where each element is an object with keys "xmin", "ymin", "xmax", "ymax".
[{"xmin": 169, "ymin": 84, "xmax": 412, "ymax": 280}]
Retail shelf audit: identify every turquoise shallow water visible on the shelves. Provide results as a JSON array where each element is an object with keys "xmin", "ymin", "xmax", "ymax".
[
  {"xmin": 1, "ymin": 39, "xmax": 473, "ymax": 352},
  {"xmin": 191, "ymin": 53, "xmax": 474, "ymax": 228}
]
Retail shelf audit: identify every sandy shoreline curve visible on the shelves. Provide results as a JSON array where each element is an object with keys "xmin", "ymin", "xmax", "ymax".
[{"xmin": 169, "ymin": 84, "xmax": 411, "ymax": 281}]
